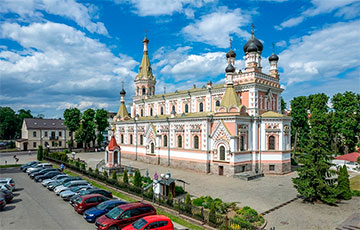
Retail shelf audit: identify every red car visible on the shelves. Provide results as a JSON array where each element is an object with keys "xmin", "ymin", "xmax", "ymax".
[
  {"xmin": 95, "ymin": 202, "xmax": 156, "ymax": 230},
  {"xmin": 74, "ymin": 194, "xmax": 108, "ymax": 214},
  {"xmin": 122, "ymin": 215, "xmax": 174, "ymax": 230}
]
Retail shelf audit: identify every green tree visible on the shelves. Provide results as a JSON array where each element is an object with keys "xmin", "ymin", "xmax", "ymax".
[
  {"xmin": 37, "ymin": 145, "xmax": 43, "ymax": 161},
  {"xmin": 281, "ymin": 97, "xmax": 287, "ymax": 113},
  {"xmin": 208, "ymin": 202, "xmax": 216, "ymax": 224},
  {"xmin": 133, "ymin": 170, "xmax": 142, "ymax": 187},
  {"xmin": 82, "ymin": 109, "xmax": 96, "ymax": 150},
  {"xmin": 16, "ymin": 109, "xmax": 33, "ymax": 138},
  {"xmin": 290, "ymin": 96, "xmax": 310, "ymax": 158},
  {"xmin": 293, "ymin": 93, "xmax": 337, "ymax": 204},
  {"xmin": 111, "ymin": 171, "xmax": 117, "ymax": 181},
  {"xmin": 185, "ymin": 193, "xmax": 192, "ymax": 214},
  {"xmin": 331, "ymin": 91, "xmax": 360, "ymax": 154},
  {"xmin": 123, "ymin": 170, "xmax": 129, "ymax": 184},
  {"xmin": 95, "ymin": 109, "xmax": 109, "ymax": 146},
  {"xmin": 103, "ymin": 171, "xmax": 108, "ymax": 178},
  {"xmin": 0, "ymin": 107, "xmax": 18, "ymax": 139},
  {"xmin": 337, "ymin": 165, "xmax": 352, "ymax": 200},
  {"xmin": 63, "ymin": 108, "xmax": 81, "ymax": 150}
]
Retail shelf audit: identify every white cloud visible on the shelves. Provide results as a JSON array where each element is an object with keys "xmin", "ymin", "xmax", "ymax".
[
  {"xmin": 278, "ymin": 20, "xmax": 360, "ymax": 86},
  {"xmin": 116, "ymin": 0, "xmax": 215, "ymax": 17},
  {"xmin": 275, "ymin": 0, "xmax": 359, "ymax": 30},
  {"xmin": 182, "ymin": 7, "xmax": 252, "ymax": 48},
  {"xmin": 0, "ymin": 0, "xmax": 108, "ymax": 35}
]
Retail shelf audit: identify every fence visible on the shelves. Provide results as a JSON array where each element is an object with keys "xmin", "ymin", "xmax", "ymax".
[{"xmin": 45, "ymin": 156, "xmax": 259, "ymax": 229}]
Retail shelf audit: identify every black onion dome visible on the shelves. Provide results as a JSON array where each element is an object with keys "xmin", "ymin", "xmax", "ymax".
[
  {"xmin": 246, "ymin": 41, "xmax": 258, "ymax": 53},
  {"xmin": 226, "ymin": 49, "xmax": 236, "ymax": 58},
  {"xmin": 225, "ymin": 63, "xmax": 235, "ymax": 73},
  {"xmin": 120, "ymin": 89, "xmax": 126, "ymax": 95},
  {"xmin": 243, "ymin": 35, "xmax": 263, "ymax": 53},
  {"xmin": 268, "ymin": 53, "xmax": 279, "ymax": 61}
]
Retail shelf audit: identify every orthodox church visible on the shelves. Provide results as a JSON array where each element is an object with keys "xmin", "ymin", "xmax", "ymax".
[{"xmin": 106, "ymin": 29, "xmax": 292, "ymax": 176}]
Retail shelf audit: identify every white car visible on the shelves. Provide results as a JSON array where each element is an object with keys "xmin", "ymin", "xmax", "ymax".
[
  {"xmin": 0, "ymin": 178, "xmax": 15, "ymax": 191},
  {"xmin": 60, "ymin": 185, "xmax": 93, "ymax": 200},
  {"xmin": 54, "ymin": 180, "xmax": 90, "ymax": 195},
  {"xmin": 0, "ymin": 184, "xmax": 13, "ymax": 192},
  {"xmin": 42, "ymin": 175, "xmax": 69, "ymax": 187},
  {"xmin": 26, "ymin": 163, "xmax": 52, "ymax": 174}
]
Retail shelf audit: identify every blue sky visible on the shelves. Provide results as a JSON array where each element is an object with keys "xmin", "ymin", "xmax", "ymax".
[{"xmin": 0, "ymin": 0, "xmax": 359, "ymax": 118}]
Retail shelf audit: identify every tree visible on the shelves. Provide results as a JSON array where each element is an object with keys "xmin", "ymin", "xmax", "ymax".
[
  {"xmin": 133, "ymin": 170, "xmax": 142, "ymax": 187},
  {"xmin": 281, "ymin": 97, "xmax": 287, "ymax": 113},
  {"xmin": 123, "ymin": 170, "xmax": 129, "ymax": 184},
  {"xmin": 95, "ymin": 109, "xmax": 109, "ymax": 146},
  {"xmin": 63, "ymin": 108, "xmax": 81, "ymax": 150},
  {"xmin": 337, "ymin": 165, "xmax": 352, "ymax": 200},
  {"xmin": 293, "ymin": 93, "xmax": 338, "ymax": 204},
  {"xmin": 16, "ymin": 109, "xmax": 33, "ymax": 138},
  {"xmin": 0, "ymin": 107, "xmax": 18, "ymax": 139},
  {"xmin": 37, "ymin": 145, "xmax": 43, "ymax": 161},
  {"xmin": 82, "ymin": 109, "xmax": 96, "ymax": 150},
  {"xmin": 185, "ymin": 193, "xmax": 192, "ymax": 214},
  {"xmin": 331, "ymin": 92, "xmax": 360, "ymax": 154},
  {"xmin": 111, "ymin": 171, "xmax": 117, "ymax": 181},
  {"xmin": 290, "ymin": 96, "xmax": 310, "ymax": 158}
]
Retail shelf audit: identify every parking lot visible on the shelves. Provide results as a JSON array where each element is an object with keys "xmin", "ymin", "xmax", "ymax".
[{"xmin": 1, "ymin": 167, "xmax": 93, "ymax": 230}]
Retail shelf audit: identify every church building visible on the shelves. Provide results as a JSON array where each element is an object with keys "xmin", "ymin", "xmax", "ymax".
[{"xmin": 108, "ymin": 29, "xmax": 292, "ymax": 176}]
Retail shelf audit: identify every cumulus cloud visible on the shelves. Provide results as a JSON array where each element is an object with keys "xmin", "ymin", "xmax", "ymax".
[
  {"xmin": 116, "ymin": 0, "xmax": 215, "ymax": 17},
  {"xmin": 0, "ymin": 0, "xmax": 108, "ymax": 35},
  {"xmin": 0, "ymin": 21, "xmax": 137, "ymax": 117},
  {"xmin": 182, "ymin": 7, "xmax": 252, "ymax": 48},
  {"xmin": 278, "ymin": 20, "xmax": 360, "ymax": 86},
  {"xmin": 275, "ymin": 0, "xmax": 359, "ymax": 30}
]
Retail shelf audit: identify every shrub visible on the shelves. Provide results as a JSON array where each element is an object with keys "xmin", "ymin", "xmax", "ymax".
[
  {"xmin": 88, "ymin": 167, "xmax": 93, "ymax": 173},
  {"xmin": 192, "ymin": 197, "xmax": 204, "ymax": 206},
  {"xmin": 142, "ymin": 176, "xmax": 152, "ymax": 184},
  {"xmin": 103, "ymin": 171, "xmax": 108, "ymax": 178},
  {"xmin": 175, "ymin": 186, "xmax": 185, "ymax": 196},
  {"xmin": 95, "ymin": 168, "xmax": 99, "ymax": 175},
  {"xmin": 75, "ymin": 161, "xmax": 80, "ymax": 169},
  {"xmin": 352, "ymin": 190, "xmax": 360, "ymax": 196},
  {"xmin": 337, "ymin": 165, "xmax": 352, "ymax": 200},
  {"xmin": 123, "ymin": 170, "xmax": 129, "ymax": 184},
  {"xmin": 44, "ymin": 148, "xmax": 49, "ymax": 157},
  {"xmin": 133, "ymin": 170, "xmax": 142, "ymax": 187},
  {"xmin": 111, "ymin": 171, "xmax": 117, "ymax": 181},
  {"xmin": 167, "ymin": 192, "xmax": 174, "ymax": 206},
  {"xmin": 81, "ymin": 163, "xmax": 86, "ymax": 171},
  {"xmin": 37, "ymin": 145, "xmax": 43, "ymax": 161},
  {"xmin": 208, "ymin": 202, "xmax": 216, "ymax": 224},
  {"xmin": 9, "ymin": 141, "xmax": 15, "ymax": 148},
  {"xmin": 185, "ymin": 193, "xmax": 192, "ymax": 214},
  {"xmin": 237, "ymin": 206, "xmax": 259, "ymax": 223},
  {"xmin": 291, "ymin": 158, "xmax": 298, "ymax": 166}
]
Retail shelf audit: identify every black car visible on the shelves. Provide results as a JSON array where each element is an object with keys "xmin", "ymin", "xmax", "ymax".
[
  {"xmin": 69, "ymin": 188, "xmax": 113, "ymax": 206},
  {"xmin": 30, "ymin": 168, "xmax": 59, "ymax": 179},
  {"xmin": 20, "ymin": 161, "xmax": 39, "ymax": 172},
  {"xmin": 0, "ymin": 197, "xmax": 5, "ymax": 210},
  {"xmin": 34, "ymin": 171, "xmax": 62, "ymax": 182},
  {"xmin": 0, "ymin": 190, "xmax": 13, "ymax": 203}
]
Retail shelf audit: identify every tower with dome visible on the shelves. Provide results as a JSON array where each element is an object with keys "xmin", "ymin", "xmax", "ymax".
[{"xmin": 107, "ymin": 28, "xmax": 291, "ymax": 176}]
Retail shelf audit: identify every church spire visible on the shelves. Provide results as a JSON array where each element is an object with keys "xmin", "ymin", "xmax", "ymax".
[{"xmin": 116, "ymin": 82, "xmax": 130, "ymax": 121}]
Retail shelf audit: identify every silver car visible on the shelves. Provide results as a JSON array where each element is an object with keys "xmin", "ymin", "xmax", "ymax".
[
  {"xmin": 60, "ymin": 185, "xmax": 93, "ymax": 200},
  {"xmin": 0, "ymin": 178, "xmax": 15, "ymax": 191},
  {"xmin": 42, "ymin": 175, "xmax": 69, "ymax": 187},
  {"xmin": 54, "ymin": 180, "xmax": 90, "ymax": 195}
]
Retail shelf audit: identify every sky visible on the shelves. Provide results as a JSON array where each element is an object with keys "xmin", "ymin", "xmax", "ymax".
[{"xmin": 0, "ymin": 0, "xmax": 359, "ymax": 118}]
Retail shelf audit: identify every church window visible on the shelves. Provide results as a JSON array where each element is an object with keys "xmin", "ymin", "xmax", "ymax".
[
  {"xmin": 199, "ymin": 102, "xmax": 203, "ymax": 112},
  {"xmin": 130, "ymin": 134, "xmax": 133, "ymax": 145},
  {"xmin": 142, "ymin": 87, "xmax": 146, "ymax": 95},
  {"xmin": 140, "ymin": 109, "xmax": 143, "ymax": 117},
  {"xmin": 140, "ymin": 135, "xmax": 143, "ymax": 145},
  {"xmin": 163, "ymin": 135, "xmax": 167, "ymax": 147},
  {"xmin": 269, "ymin": 135, "xmax": 275, "ymax": 150},
  {"xmin": 121, "ymin": 134, "xmax": 124, "ymax": 144},
  {"xmin": 240, "ymin": 136, "xmax": 245, "ymax": 151},
  {"xmin": 216, "ymin": 100, "xmax": 220, "ymax": 107},
  {"xmin": 177, "ymin": 135, "xmax": 182, "ymax": 148},
  {"xmin": 151, "ymin": 143, "xmax": 155, "ymax": 154},
  {"xmin": 114, "ymin": 151, "xmax": 118, "ymax": 165},
  {"xmin": 172, "ymin": 105, "xmax": 175, "ymax": 113},
  {"xmin": 160, "ymin": 107, "xmax": 164, "ymax": 115},
  {"xmin": 185, "ymin": 104, "xmax": 189, "ymax": 113},
  {"xmin": 150, "ymin": 108, "xmax": 153, "ymax": 116},
  {"xmin": 219, "ymin": 146, "xmax": 225, "ymax": 161},
  {"xmin": 105, "ymin": 150, "xmax": 109, "ymax": 163},
  {"xmin": 194, "ymin": 135, "xmax": 199, "ymax": 149}
]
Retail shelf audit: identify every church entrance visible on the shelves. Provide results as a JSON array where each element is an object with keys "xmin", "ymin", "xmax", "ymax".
[
  {"xmin": 151, "ymin": 143, "xmax": 155, "ymax": 154},
  {"xmin": 218, "ymin": 166, "xmax": 224, "ymax": 176},
  {"xmin": 114, "ymin": 151, "xmax": 118, "ymax": 165}
]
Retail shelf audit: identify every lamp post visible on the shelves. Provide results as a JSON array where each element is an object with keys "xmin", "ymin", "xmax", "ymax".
[{"xmin": 166, "ymin": 117, "xmax": 170, "ymax": 166}]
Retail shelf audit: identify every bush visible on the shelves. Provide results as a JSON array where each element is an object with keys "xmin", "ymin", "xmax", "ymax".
[
  {"xmin": 88, "ymin": 167, "xmax": 93, "ymax": 173},
  {"xmin": 352, "ymin": 190, "xmax": 360, "ymax": 196},
  {"xmin": 123, "ymin": 170, "xmax": 129, "ymax": 184},
  {"xmin": 95, "ymin": 168, "xmax": 99, "ymax": 175},
  {"xmin": 192, "ymin": 197, "xmax": 204, "ymax": 206},
  {"xmin": 103, "ymin": 171, "xmax": 108, "ymax": 178},
  {"xmin": 133, "ymin": 170, "xmax": 142, "ymax": 187},
  {"xmin": 9, "ymin": 141, "xmax": 15, "ymax": 148},
  {"xmin": 337, "ymin": 165, "xmax": 352, "ymax": 200},
  {"xmin": 208, "ymin": 202, "xmax": 216, "ymax": 224},
  {"xmin": 112, "ymin": 171, "xmax": 117, "ymax": 181},
  {"xmin": 167, "ymin": 192, "xmax": 174, "ymax": 206},
  {"xmin": 81, "ymin": 163, "xmax": 86, "ymax": 171},
  {"xmin": 237, "ymin": 206, "xmax": 259, "ymax": 223},
  {"xmin": 44, "ymin": 148, "xmax": 49, "ymax": 157},
  {"xmin": 175, "ymin": 186, "xmax": 185, "ymax": 196},
  {"xmin": 185, "ymin": 193, "xmax": 192, "ymax": 214},
  {"xmin": 37, "ymin": 145, "xmax": 43, "ymax": 161},
  {"xmin": 75, "ymin": 161, "xmax": 80, "ymax": 169},
  {"xmin": 291, "ymin": 158, "xmax": 298, "ymax": 166}
]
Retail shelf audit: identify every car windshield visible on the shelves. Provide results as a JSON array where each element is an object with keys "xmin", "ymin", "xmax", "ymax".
[
  {"xmin": 132, "ymin": 218, "xmax": 148, "ymax": 229},
  {"xmin": 96, "ymin": 202, "xmax": 109, "ymax": 210},
  {"xmin": 76, "ymin": 197, "xmax": 83, "ymax": 204},
  {"xmin": 70, "ymin": 187, "xmax": 82, "ymax": 192},
  {"xmin": 63, "ymin": 182, "xmax": 71, "ymax": 187},
  {"xmin": 79, "ymin": 190, "xmax": 90, "ymax": 195},
  {"xmin": 105, "ymin": 207, "xmax": 123, "ymax": 220}
]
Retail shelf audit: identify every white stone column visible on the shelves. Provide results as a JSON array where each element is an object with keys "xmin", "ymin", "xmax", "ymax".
[{"xmin": 279, "ymin": 122, "xmax": 284, "ymax": 151}]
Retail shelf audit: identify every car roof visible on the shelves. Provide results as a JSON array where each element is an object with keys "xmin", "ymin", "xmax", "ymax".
[
  {"xmin": 81, "ymin": 194, "xmax": 104, "ymax": 199},
  {"xmin": 117, "ymin": 202, "xmax": 151, "ymax": 210},
  {"xmin": 143, "ymin": 215, "xmax": 170, "ymax": 221},
  {"xmin": 104, "ymin": 199, "xmax": 125, "ymax": 205}
]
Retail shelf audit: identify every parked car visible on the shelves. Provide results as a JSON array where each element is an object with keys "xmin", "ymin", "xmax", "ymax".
[
  {"xmin": 20, "ymin": 161, "xmax": 39, "ymax": 171},
  {"xmin": 60, "ymin": 185, "xmax": 93, "ymax": 201},
  {"xmin": 42, "ymin": 174, "xmax": 69, "ymax": 187},
  {"xmin": 0, "ymin": 197, "xmax": 5, "ymax": 210},
  {"xmin": 34, "ymin": 171, "xmax": 62, "ymax": 182},
  {"xmin": 27, "ymin": 163, "xmax": 52, "ymax": 174},
  {"xmin": 0, "ymin": 190, "xmax": 14, "ymax": 203},
  {"xmin": 30, "ymin": 168, "xmax": 59, "ymax": 179},
  {"xmin": 0, "ymin": 178, "xmax": 15, "ymax": 191},
  {"xmin": 74, "ymin": 194, "xmax": 109, "ymax": 214},
  {"xmin": 83, "ymin": 199, "xmax": 127, "ymax": 223},
  {"xmin": 47, "ymin": 177, "xmax": 82, "ymax": 191},
  {"xmin": 122, "ymin": 215, "xmax": 174, "ymax": 230},
  {"xmin": 0, "ymin": 184, "xmax": 13, "ymax": 192},
  {"xmin": 54, "ymin": 180, "xmax": 90, "ymax": 195},
  {"xmin": 70, "ymin": 188, "xmax": 113, "ymax": 206},
  {"xmin": 95, "ymin": 202, "xmax": 156, "ymax": 230}
]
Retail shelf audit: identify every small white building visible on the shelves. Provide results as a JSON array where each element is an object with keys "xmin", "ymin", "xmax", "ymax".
[{"xmin": 333, "ymin": 152, "xmax": 360, "ymax": 172}]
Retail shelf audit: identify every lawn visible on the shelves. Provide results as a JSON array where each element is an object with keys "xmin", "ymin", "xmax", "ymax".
[{"xmin": 350, "ymin": 174, "xmax": 360, "ymax": 191}]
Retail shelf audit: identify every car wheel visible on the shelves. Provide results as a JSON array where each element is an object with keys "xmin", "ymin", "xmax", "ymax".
[{"xmin": 109, "ymin": 225, "xmax": 118, "ymax": 230}]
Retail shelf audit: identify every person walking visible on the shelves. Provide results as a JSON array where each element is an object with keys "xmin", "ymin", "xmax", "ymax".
[{"xmin": 60, "ymin": 163, "xmax": 65, "ymax": 172}]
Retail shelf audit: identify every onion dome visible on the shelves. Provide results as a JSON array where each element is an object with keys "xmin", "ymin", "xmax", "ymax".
[
  {"xmin": 246, "ymin": 41, "xmax": 258, "ymax": 53},
  {"xmin": 226, "ymin": 49, "xmax": 236, "ymax": 58},
  {"xmin": 225, "ymin": 63, "xmax": 235, "ymax": 73},
  {"xmin": 243, "ymin": 30, "xmax": 263, "ymax": 53},
  {"xmin": 120, "ymin": 88, "xmax": 126, "ymax": 96},
  {"xmin": 268, "ymin": 53, "xmax": 279, "ymax": 61}
]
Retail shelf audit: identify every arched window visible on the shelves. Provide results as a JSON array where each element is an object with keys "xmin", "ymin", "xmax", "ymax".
[
  {"xmin": 219, "ymin": 146, "xmax": 225, "ymax": 161},
  {"xmin": 163, "ymin": 135, "xmax": 167, "ymax": 147},
  {"xmin": 194, "ymin": 135, "xmax": 199, "ymax": 149},
  {"xmin": 172, "ymin": 105, "xmax": 175, "ymax": 113},
  {"xmin": 105, "ymin": 150, "xmax": 109, "ymax": 163},
  {"xmin": 151, "ymin": 143, "xmax": 155, "ymax": 154},
  {"xmin": 114, "ymin": 151, "xmax": 118, "ymax": 165},
  {"xmin": 240, "ymin": 136, "xmax": 245, "ymax": 151},
  {"xmin": 199, "ymin": 102, "xmax": 203, "ymax": 112},
  {"xmin": 177, "ymin": 135, "xmax": 182, "ymax": 148},
  {"xmin": 140, "ymin": 135, "xmax": 143, "ymax": 145},
  {"xmin": 142, "ymin": 87, "xmax": 146, "ymax": 95},
  {"xmin": 269, "ymin": 136, "xmax": 275, "ymax": 150},
  {"xmin": 160, "ymin": 107, "xmax": 164, "ymax": 115},
  {"xmin": 216, "ymin": 100, "xmax": 220, "ymax": 107},
  {"xmin": 140, "ymin": 109, "xmax": 143, "ymax": 117},
  {"xmin": 121, "ymin": 134, "xmax": 124, "ymax": 144},
  {"xmin": 130, "ymin": 134, "xmax": 133, "ymax": 145},
  {"xmin": 185, "ymin": 104, "xmax": 189, "ymax": 113},
  {"xmin": 150, "ymin": 108, "xmax": 153, "ymax": 116}
]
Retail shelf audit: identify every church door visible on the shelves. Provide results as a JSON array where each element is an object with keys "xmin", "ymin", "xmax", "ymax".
[
  {"xmin": 114, "ymin": 151, "xmax": 118, "ymax": 165},
  {"xmin": 151, "ymin": 143, "xmax": 155, "ymax": 154}
]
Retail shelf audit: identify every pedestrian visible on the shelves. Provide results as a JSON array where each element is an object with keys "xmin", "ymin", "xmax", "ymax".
[
  {"xmin": 28, "ymin": 150, "xmax": 31, "ymax": 155},
  {"xmin": 5, "ymin": 160, "xmax": 7, "ymax": 165},
  {"xmin": 15, "ymin": 157, "xmax": 19, "ymax": 164},
  {"xmin": 60, "ymin": 163, "xmax": 65, "ymax": 172}
]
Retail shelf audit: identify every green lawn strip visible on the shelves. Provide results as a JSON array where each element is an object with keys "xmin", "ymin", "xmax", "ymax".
[
  {"xmin": 0, "ymin": 164, "xmax": 22, "ymax": 168},
  {"xmin": 0, "ymin": 148, "xmax": 18, "ymax": 153},
  {"xmin": 156, "ymin": 208, "xmax": 204, "ymax": 230},
  {"xmin": 350, "ymin": 174, "xmax": 360, "ymax": 191}
]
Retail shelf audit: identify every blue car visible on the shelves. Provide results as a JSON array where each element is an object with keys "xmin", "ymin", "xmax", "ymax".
[{"xmin": 83, "ymin": 199, "xmax": 127, "ymax": 222}]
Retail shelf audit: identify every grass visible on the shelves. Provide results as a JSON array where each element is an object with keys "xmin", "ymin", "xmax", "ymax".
[
  {"xmin": 0, "ymin": 164, "xmax": 22, "ymax": 168},
  {"xmin": 156, "ymin": 208, "xmax": 204, "ymax": 230},
  {"xmin": 350, "ymin": 174, "xmax": 360, "ymax": 191},
  {"xmin": 0, "ymin": 148, "xmax": 18, "ymax": 153}
]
